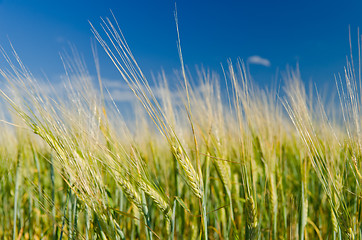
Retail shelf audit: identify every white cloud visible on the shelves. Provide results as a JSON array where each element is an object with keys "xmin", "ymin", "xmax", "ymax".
[
  {"xmin": 103, "ymin": 78, "xmax": 130, "ymax": 90},
  {"xmin": 247, "ymin": 55, "xmax": 271, "ymax": 67},
  {"xmin": 42, "ymin": 74, "xmax": 215, "ymax": 106},
  {"xmin": 106, "ymin": 89, "xmax": 137, "ymax": 102}
]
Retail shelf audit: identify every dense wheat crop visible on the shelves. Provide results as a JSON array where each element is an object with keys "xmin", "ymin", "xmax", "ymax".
[{"xmin": 0, "ymin": 16, "xmax": 362, "ymax": 240}]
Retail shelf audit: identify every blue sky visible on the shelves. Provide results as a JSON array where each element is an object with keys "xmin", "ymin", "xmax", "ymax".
[{"xmin": 0, "ymin": 0, "xmax": 361, "ymax": 90}]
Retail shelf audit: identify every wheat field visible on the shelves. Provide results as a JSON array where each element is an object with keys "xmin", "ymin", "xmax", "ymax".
[{"xmin": 0, "ymin": 16, "xmax": 361, "ymax": 240}]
